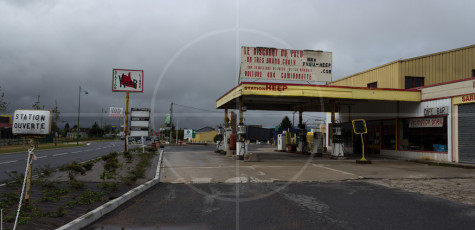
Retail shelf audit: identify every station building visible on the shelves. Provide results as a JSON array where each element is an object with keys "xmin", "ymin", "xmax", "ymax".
[
  {"xmin": 327, "ymin": 44, "xmax": 475, "ymax": 164},
  {"xmin": 217, "ymin": 44, "xmax": 475, "ymax": 164}
]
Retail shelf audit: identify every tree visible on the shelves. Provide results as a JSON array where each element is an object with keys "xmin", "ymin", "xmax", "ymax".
[
  {"xmin": 51, "ymin": 100, "xmax": 61, "ymax": 133},
  {"xmin": 103, "ymin": 125, "xmax": 113, "ymax": 135},
  {"xmin": 0, "ymin": 86, "xmax": 7, "ymax": 112},
  {"xmin": 63, "ymin": 123, "xmax": 70, "ymax": 136},
  {"xmin": 279, "ymin": 116, "xmax": 292, "ymax": 130},
  {"xmin": 32, "ymin": 95, "xmax": 45, "ymax": 110},
  {"xmin": 89, "ymin": 122, "xmax": 103, "ymax": 137}
]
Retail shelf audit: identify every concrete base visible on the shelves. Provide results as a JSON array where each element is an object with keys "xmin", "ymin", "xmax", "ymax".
[
  {"xmin": 232, "ymin": 155, "xmax": 244, "ymax": 160},
  {"xmin": 330, "ymin": 156, "xmax": 348, "ymax": 160},
  {"xmin": 244, "ymin": 153, "xmax": 259, "ymax": 162},
  {"xmin": 217, "ymin": 150, "xmax": 226, "ymax": 155},
  {"xmin": 356, "ymin": 159, "xmax": 372, "ymax": 164},
  {"xmin": 274, "ymin": 149, "xmax": 287, "ymax": 152},
  {"xmin": 226, "ymin": 150, "xmax": 235, "ymax": 157},
  {"xmin": 322, "ymin": 154, "xmax": 347, "ymax": 160}
]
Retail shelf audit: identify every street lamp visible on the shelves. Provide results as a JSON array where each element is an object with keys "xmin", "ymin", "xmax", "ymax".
[{"xmin": 77, "ymin": 86, "xmax": 88, "ymax": 144}]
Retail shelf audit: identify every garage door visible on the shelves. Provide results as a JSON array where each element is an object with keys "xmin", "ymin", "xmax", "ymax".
[{"xmin": 458, "ymin": 103, "xmax": 475, "ymax": 164}]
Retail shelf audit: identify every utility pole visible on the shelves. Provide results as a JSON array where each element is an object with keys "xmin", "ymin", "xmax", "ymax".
[{"xmin": 169, "ymin": 102, "xmax": 173, "ymax": 144}]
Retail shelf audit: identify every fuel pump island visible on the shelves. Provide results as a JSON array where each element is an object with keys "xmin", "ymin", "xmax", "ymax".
[{"xmin": 216, "ymin": 46, "xmax": 420, "ymax": 159}]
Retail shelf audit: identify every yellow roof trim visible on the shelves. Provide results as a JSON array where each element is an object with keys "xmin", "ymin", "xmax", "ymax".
[{"xmin": 216, "ymin": 83, "xmax": 421, "ymax": 109}]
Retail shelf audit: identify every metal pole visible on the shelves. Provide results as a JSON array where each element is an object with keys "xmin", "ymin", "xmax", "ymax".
[
  {"xmin": 225, "ymin": 105, "xmax": 229, "ymax": 127},
  {"xmin": 77, "ymin": 86, "xmax": 81, "ymax": 145},
  {"xmin": 239, "ymin": 96, "xmax": 244, "ymax": 125},
  {"xmin": 176, "ymin": 120, "xmax": 178, "ymax": 144},
  {"xmin": 101, "ymin": 108, "xmax": 103, "ymax": 135},
  {"xmin": 169, "ymin": 103, "xmax": 173, "ymax": 144},
  {"xmin": 124, "ymin": 92, "xmax": 129, "ymax": 152}
]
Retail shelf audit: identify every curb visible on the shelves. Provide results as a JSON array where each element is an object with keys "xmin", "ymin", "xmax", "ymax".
[{"xmin": 56, "ymin": 149, "xmax": 164, "ymax": 230}]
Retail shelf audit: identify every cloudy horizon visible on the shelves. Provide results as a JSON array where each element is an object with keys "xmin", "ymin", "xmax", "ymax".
[{"xmin": 1, "ymin": 0, "xmax": 475, "ymax": 130}]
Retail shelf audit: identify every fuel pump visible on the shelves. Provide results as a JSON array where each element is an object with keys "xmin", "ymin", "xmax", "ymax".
[
  {"xmin": 311, "ymin": 128, "xmax": 323, "ymax": 156},
  {"xmin": 277, "ymin": 132, "xmax": 286, "ymax": 151},
  {"xmin": 297, "ymin": 124, "xmax": 309, "ymax": 153},
  {"xmin": 224, "ymin": 128, "xmax": 233, "ymax": 156},
  {"xmin": 236, "ymin": 124, "xmax": 248, "ymax": 158},
  {"xmin": 331, "ymin": 122, "xmax": 344, "ymax": 157},
  {"xmin": 215, "ymin": 127, "xmax": 225, "ymax": 153}
]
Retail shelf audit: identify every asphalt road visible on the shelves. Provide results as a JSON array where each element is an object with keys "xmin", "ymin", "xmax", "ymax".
[
  {"xmin": 86, "ymin": 182, "xmax": 475, "ymax": 230},
  {"xmin": 0, "ymin": 140, "xmax": 124, "ymax": 182},
  {"xmin": 84, "ymin": 145, "xmax": 475, "ymax": 230}
]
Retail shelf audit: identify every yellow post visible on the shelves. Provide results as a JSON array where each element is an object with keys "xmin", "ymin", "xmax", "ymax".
[
  {"xmin": 124, "ymin": 92, "xmax": 130, "ymax": 151},
  {"xmin": 360, "ymin": 134, "xmax": 367, "ymax": 161}
]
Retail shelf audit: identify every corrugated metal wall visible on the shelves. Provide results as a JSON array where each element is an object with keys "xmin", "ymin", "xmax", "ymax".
[
  {"xmin": 401, "ymin": 46, "xmax": 475, "ymax": 86},
  {"xmin": 332, "ymin": 62, "xmax": 401, "ymax": 88},
  {"xmin": 333, "ymin": 44, "xmax": 475, "ymax": 89}
]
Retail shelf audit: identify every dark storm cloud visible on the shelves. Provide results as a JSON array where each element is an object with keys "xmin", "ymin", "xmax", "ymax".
[{"xmin": 1, "ymin": 0, "xmax": 475, "ymax": 130}]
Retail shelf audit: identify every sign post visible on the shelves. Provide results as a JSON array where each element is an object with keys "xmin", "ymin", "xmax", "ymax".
[
  {"xmin": 352, "ymin": 119, "xmax": 371, "ymax": 164},
  {"xmin": 12, "ymin": 109, "xmax": 51, "ymax": 230},
  {"xmin": 125, "ymin": 92, "xmax": 129, "ymax": 151},
  {"xmin": 112, "ymin": 69, "xmax": 144, "ymax": 152}
]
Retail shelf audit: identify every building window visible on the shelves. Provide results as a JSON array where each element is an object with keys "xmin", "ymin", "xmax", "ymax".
[
  {"xmin": 382, "ymin": 119, "xmax": 396, "ymax": 149},
  {"xmin": 405, "ymin": 77, "xmax": 424, "ymax": 89},
  {"xmin": 367, "ymin": 82, "xmax": 377, "ymax": 89},
  {"xmin": 398, "ymin": 117, "xmax": 448, "ymax": 152},
  {"xmin": 472, "ymin": 69, "xmax": 475, "ymax": 77}
]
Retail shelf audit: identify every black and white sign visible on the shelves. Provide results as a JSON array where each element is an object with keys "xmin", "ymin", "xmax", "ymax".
[
  {"xmin": 12, "ymin": 110, "xmax": 52, "ymax": 135},
  {"xmin": 130, "ymin": 108, "xmax": 150, "ymax": 136},
  {"xmin": 424, "ymin": 106, "xmax": 449, "ymax": 116}
]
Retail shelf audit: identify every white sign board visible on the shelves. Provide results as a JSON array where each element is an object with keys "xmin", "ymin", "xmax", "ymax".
[
  {"xmin": 424, "ymin": 106, "xmax": 449, "ymax": 116},
  {"xmin": 127, "ymin": 136, "xmax": 143, "ymax": 146},
  {"xmin": 409, "ymin": 117, "xmax": 444, "ymax": 128},
  {"xmin": 130, "ymin": 108, "xmax": 150, "ymax": 137},
  {"xmin": 240, "ymin": 46, "xmax": 332, "ymax": 83},
  {"xmin": 184, "ymin": 129, "xmax": 193, "ymax": 139},
  {"xmin": 112, "ymin": 69, "xmax": 144, "ymax": 93},
  {"xmin": 109, "ymin": 107, "xmax": 124, "ymax": 118},
  {"xmin": 12, "ymin": 110, "xmax": 52, "ymax": 135}
]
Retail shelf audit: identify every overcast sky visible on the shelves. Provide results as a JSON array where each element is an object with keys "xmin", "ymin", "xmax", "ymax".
[{"xmin": 1, "ymin": 0, "xmax": 475, "ymax": 130}]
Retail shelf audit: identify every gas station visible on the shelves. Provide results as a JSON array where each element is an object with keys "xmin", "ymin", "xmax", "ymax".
[{"xmin": 215, "ymin": 46, "xmax": 421, "ymax": 161}]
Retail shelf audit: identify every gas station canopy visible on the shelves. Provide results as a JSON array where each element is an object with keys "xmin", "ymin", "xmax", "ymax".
[{"xmin": 216, "ymin": 82, "xmax": 421, "ymax": 112}]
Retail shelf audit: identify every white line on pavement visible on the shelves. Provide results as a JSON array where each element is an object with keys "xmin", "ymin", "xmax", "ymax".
[
  {"xmin": 0, "ymin": 160, "xmax": 18, "ymax": 165},
  {"xmin": 53, "ymin": 153, "xmax": 69, "ymax": 157},
  {"xmin": 36, "ymin": 156, "xmax": 48, "ymax": 159},
  {"xmin": 312, "ymin": 164, "xmax": 364, "ymax": 179},
  {"xmin": 72, "ymin": 151, "xmax": 82, "ymax": 153}
]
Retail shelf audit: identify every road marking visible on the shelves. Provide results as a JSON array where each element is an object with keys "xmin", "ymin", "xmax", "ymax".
[
  {"xmin": 53, "ymin": 153, "xmax": 69, "ymax": 157},
  {"xmin": 95, "ymin": 148, "xmax": 101, "ymax": 150},
  {"xmin": 36, "ymin": 156, "xmax": 48, "ymax": 159},
  {"xmin": 0, "ymin": 160, "xmax": 18, "ymax": 165},
  {"xmin": 312, "ymin": 164, "xmax": 364, "ymax": 178},
  {"xmin": 84, "ymin": 149, "xmax": 93, "ymax": 152},
  {"xmin": 71, "ymin": 151, "xmax": 82, "ymax": 153}
]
